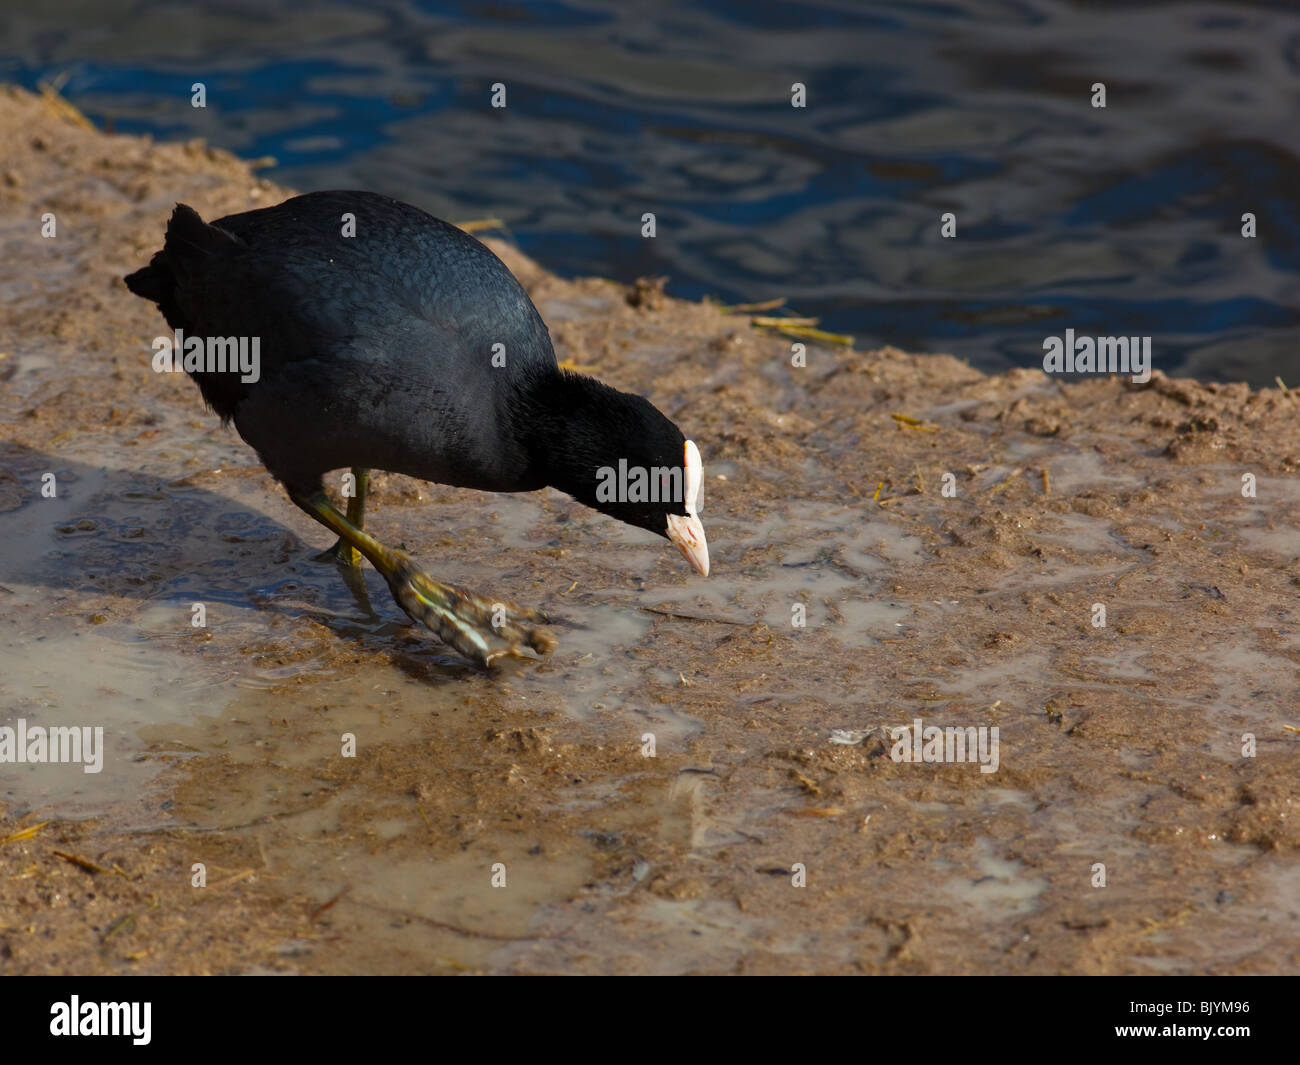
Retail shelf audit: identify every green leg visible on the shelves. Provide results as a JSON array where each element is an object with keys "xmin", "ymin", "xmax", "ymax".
[
  {"xmin": 292, "ymin": 490, "xmax": 557, "ymax": 667},
  {"xmin": 315, "ymin": 467, "xmax": 370, "ymax": 567}
]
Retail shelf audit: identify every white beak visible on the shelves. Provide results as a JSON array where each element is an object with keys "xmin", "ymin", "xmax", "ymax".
[{"xmin": 666, "ymin": 439, "xmax": 709, "ymax": 576}]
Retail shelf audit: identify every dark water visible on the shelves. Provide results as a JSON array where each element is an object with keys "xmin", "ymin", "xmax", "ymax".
[{"xmin": 3, "ymin": 0, "xmax": 1298, "ymax": 385}]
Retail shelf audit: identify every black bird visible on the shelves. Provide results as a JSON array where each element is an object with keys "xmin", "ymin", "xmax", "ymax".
[{"xmin": 124, "ymin": 190, "xmax": 709, "ymax": 666}]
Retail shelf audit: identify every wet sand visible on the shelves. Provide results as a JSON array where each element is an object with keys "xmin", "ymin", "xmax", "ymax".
[{"xmin": 1, "ymin": 84, "xmax": 1297, "ymax": 975}]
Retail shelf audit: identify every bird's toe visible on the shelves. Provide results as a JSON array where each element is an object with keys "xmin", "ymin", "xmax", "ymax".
[{"xmin": 386, "ymin": 557, "xmax": 556, "ymax": 666}]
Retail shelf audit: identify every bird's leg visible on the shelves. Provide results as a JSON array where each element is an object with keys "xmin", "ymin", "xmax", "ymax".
[
  {"xmin": 314, "ymin": 467, "xmax": 370, "ymax": 566},
  {"xmin": 291, "ymin": 490, "xmax": 557, "ymax": 667}
]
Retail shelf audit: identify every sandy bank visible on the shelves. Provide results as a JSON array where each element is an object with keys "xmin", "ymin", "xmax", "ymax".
[{"xmin": 1, "ymin": 85, "xmax": 1297, "ymax": 975}]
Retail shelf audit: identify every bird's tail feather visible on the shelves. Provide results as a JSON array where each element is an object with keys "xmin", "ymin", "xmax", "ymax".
[
  {"xmin": 123, "ymin": 203, "xmax": 243, "ymax": 327},
  {"xmin": 162, "ymin": 203, "xmax": 243, "ymax": 278}
]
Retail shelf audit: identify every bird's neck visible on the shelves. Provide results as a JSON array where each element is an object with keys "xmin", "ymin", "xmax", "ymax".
[{"xmin": 513, "ymin": 368, "xmax": 627, "ymax": 504}]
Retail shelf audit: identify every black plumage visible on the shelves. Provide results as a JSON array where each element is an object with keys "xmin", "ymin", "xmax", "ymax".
[{"xmin": 125, "ymin": 190, "xmax": 709, "ymax": 665}]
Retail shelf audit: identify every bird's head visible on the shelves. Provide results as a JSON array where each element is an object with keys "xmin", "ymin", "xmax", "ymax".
[
  {"xmin": 594, "ymin": 435, "xmax": 709, "ymax": 577},
  {"xmin": 535, "ymin": 373, "xmax": 710, "ymax": 577}
]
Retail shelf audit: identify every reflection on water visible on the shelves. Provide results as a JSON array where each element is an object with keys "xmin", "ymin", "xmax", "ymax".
[{"xmin": 1, "ymin": 0, "xmax": 1297, "ymax": 384}]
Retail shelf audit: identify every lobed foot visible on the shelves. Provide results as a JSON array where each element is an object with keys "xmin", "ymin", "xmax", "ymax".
[{"xmin": 384, "ymin": 554, "xmax": 558, "ymax": 666}]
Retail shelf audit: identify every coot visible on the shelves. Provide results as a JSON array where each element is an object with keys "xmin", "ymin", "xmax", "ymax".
[{"xmin": 125, "ymin": 191, "xmax": 709, "ymax": 666}]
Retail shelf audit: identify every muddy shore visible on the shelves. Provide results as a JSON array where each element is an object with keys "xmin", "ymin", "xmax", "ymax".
[{"xmin": 1, "ymin": 85, "xmax": 1297, "ymax": 975}]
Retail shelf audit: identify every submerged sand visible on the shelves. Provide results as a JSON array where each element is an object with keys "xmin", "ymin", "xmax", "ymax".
[{"xmin": 1, "ymin": 85, "xmax": 1297, "ymax": 974}]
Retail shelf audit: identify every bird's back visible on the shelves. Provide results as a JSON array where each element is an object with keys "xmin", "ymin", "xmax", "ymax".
[
  {"xmin": 213, "ymin": 192, "xmax": 548, "ymax": 358},
  {"xmin": 125, "ymin": 191, "xmax": 560, "ymax": 491}
]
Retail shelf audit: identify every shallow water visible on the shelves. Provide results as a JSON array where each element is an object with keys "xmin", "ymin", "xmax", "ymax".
[
  {"xmin": 3, "ymin": 420, "xmax": 1297, "ymax": 970},
  {"xmin": 0, "ymin": 454, "xmax": 922, "ymax": 816}
]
